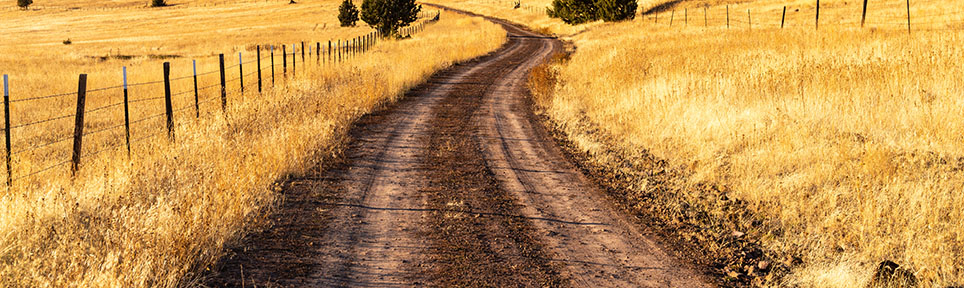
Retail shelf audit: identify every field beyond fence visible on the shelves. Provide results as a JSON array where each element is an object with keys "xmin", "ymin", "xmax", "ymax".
[{"xmin": 1, "ymin": 10, "xmax": 436, "ymax": 190}]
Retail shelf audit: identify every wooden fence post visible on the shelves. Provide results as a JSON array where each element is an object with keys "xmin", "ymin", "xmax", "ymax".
[
  {"xmin": 282, "ymin": 45, "xmax": 287, "ymax": 77},
  {"xmin": 238, "ymin": 52, "xmax": 244, "ymax": 93},
  {"xmin": 782, "ymin": 6, "xmax": 787, "ymax": 28},
  {"xmin": 70, "ymin": 74, "xmax": 87, "ymax": 175},
  {"xmin": 704, "ymin": 6, "xmax": 708, "ymax": 27},
  {"xmin": 291, "ymin": 44, "xmax": 296, "ymax": 75},
  {"xmin": 670, "ymin": 10, "xmax": 674, "ymax": 26},
  {"xmin": 685, "ymin": 8, "xmax": 687, "ymax": 26},
  {"xmin": 257, "ymin": 46, "xmax": 262, "ymax": 94},
  {"xmin": 3, "ymin": 74, "xmax": 10, "ymax": 186},
  {"xmin": 726, "ymin": 5, "xmax": 730, "ymax": 28},
  {"xmin": 301, "ymin": 41, "xmax": 305, "ymax": 64},
  {"xmin": 338, "ymin": 40, "xmax": 342, "ymax": 63},
  {"xmin": 328, "ymin": 40, "xmax": 332, "ymax": 63},
  {"xmin": 316, "ymin": 42, "xmax": 321, "ymax": 64},
  {"xmin": 192, "ymin": 60, "xmax": 199, "ymax": 118},
  {"xmin": 219, "ymin": 54, "xmax": 227, "ymax": 113},
  {"xmin": 122, "ymin": 67, "xmax": 131, "ymax": 158},
  {"xmin": 861, "ymin": 0, "xmax": 868, "ymax": 27},
  {"xmin": 163, "ymin": 62, "xmax": 174, "ymax": 142}
]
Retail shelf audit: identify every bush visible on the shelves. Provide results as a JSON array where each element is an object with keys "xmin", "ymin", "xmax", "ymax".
[
  {"xmin": 546, "ymin": 0, "xmax": 635, "ymax": 24},
  {"xmin": 360, "ymin": 0, "xmax": 420, "ymax": 37},
  {"xmin": 150, "ymin": 0, "xmax": 166, "ymax": 7},
  {"xmin": 595, "ymin": 0, "xmax": 636, "ymax": 21},
  {"xmin": 17, "ymin": 0, "xmax": 32, "ymax": 9},
  {"xmin": 338, "ymin": 0, "xmax": 359, "ymax": 27},
  {"xmin": 546, "ymin": 0, "xmax": 596, "ymax": 24}
]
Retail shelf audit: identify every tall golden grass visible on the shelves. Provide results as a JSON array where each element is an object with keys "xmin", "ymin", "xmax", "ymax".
[
  {"xmin": 439, "ymin": 0, "xmax": 964, "ymax": 286},
  {"xmin": 0, "ymin": 1, "xmax": 506, "ymax": 285},
  {"xmin": 426, "ymin": 0, "xmax": 590, "ymax": 35},
  {"xmin": 0, "ymin": 0, "xmax": 400, "ymax": 186}
]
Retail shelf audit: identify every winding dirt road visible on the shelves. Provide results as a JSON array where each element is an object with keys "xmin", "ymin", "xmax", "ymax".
[{"xmin": 205, "ymin": 11, "xmax": 712, "ymax": 287}]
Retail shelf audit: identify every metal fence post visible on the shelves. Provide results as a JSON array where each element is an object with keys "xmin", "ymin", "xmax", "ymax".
[
  {"xmin": 3, "ymin": 75, "xmax": 10, "ymax": 186},
  {"xmin": 163, "ymin": 62, "xmax": 174, "ymax": 142},
  {"xmin": 122, "ymin": 67, "xmax": 131, "ymax": 158},
  {"xmin": 70, "ymin": 74, "xmax": 88, "ymax": 175}
]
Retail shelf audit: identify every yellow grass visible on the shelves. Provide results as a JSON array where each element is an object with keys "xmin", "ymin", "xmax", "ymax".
[
  {"xmin": 0, "ymin": 0, "xmax": 419, "ymax": 185},
  {"xmin": 428, "ymin": 0, "xmax": 591, "ymax": 35},
  {"xmin": 0, "ymin": 1, "xmax": 506, "ymax": 286},
  {"xmin": 440, "ymin": 0, "xmax": 964, "ymax": 286}
]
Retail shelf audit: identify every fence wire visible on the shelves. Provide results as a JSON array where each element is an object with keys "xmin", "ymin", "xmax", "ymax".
[{"xmin": 2, "ymin": 18, "xmax": 436, "ymax": 186}]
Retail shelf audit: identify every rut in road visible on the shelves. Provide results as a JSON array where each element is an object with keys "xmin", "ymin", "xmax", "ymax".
[{"xmin": 205, "ymin": 11, "xmax": 711, "ymax": 287}]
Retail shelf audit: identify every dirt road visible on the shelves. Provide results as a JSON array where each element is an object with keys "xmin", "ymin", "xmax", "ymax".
[{"xmin": 205, "ymin": 12, "xmax": 711, "ymax": 287}]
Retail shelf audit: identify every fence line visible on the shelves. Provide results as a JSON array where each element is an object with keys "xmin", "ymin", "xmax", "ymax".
[
  {"xmin": 478, "ymin": 0, "xmax": 964, "ymax": 32},
  {"xmin": 641, "ymin": 0, "xmax": 964, "ymax": 32},
  {"xmin": 0, "ymin": 15, "xmax": 439, "ymax": 188}
]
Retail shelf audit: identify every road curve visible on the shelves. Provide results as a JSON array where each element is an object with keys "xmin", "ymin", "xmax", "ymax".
[{"xmin": 204, "ymin": 10, "xmax": 711, "ymax": 287}]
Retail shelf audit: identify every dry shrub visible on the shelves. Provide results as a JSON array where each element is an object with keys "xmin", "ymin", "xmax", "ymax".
[{"xmin": 527, "ymin": 52, "xmax": 568, "ymax": 109}]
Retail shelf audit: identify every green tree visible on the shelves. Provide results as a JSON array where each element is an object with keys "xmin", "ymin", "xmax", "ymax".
[
  {"xmin": 338, "ymin": 0, "xmax": 360, "ymax": 27},
  {"xmin": 595, "ymin": 0, "xmax": 635, "ymax": 22},
  {"xmin": 150, "ymin": 0, "xmax": 166, "ymax": 7},
  {"xmin": 546, "ymin": 0, "xmax": 635, "ymax": 25},
  {"xmin": 546, "ymin": 0, "xmax": 596, "ymax": 24},
  {"xmin": 360, "ymin": 0, "xmax": 420, "ymax": 37},
  {"xmin": 17, "ymin": 0, "xmax": 32, "ymax": 9}
]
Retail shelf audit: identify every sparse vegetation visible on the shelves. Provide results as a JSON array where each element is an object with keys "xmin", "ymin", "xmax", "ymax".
[
  {"xmin": 338, "ymin": 0, "xmax": 359, "ymax": 27},
  {"xmin": 361, "ymin": 0, "xmax": 421, "ymax": 36}
]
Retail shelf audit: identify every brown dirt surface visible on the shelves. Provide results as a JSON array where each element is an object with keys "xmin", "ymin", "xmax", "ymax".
[{"xmin": 203, "ymin": 9, "xmax": 714, "ymax": 287}]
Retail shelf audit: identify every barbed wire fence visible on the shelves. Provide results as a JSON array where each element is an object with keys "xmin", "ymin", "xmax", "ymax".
[
  {"xmin": 0, "ymin": 11, "xmax": 440, "ymax": 189},
  {"xmin": 642, "ymin": 0, "xmax": 964, "ymax": 32},
  {"xmin": 478, "ymin": 0, "xmax": 964, "ymax": 32}
]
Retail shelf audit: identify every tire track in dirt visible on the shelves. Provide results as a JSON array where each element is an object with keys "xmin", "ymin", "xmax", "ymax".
[
  {"xmin": 204, "ymin": 31, "xmax": 534, "ymax": 287},
  {"xmin": 444, "ymin": 11, "xmax": 715, "ymax": 287},
  {"xmin": 204, "ymin": 9, "xmax": 712, "ymax": 287}
]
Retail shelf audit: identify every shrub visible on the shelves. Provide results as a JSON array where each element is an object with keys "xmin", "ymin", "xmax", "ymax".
[
  {"xmin": 338, "ymin": 0, "xmax": 359, "ymax": 27},
  {"xmin": 595, "ymin": 0, "xmax": 636, "ymax": 21},
  {"xmin": 17, "ymin": 0, "xmax": 32, "ymax": 9},
  {"xmin": 360, "ymin": 0, "xmax": 420, "ymax": 37},
  {"xmin": 546, "ymin": 0, "xmax": 596, "ymax": 24},
  {"xmin": 150, "ymin": 0, "xmax": 166, "ymax": 7},
  {"xmin": 547, "ymin": 0, "xmax": 635, "ymax": 24}
]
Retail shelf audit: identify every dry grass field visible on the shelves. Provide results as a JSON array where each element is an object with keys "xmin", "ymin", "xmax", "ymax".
[
  {"xmin": 435, "ymin": 0, "xmax": 964, "ymax": 286},
  {"xmin": 428, "ymin": 0, "xmax": 588, "ymax": 34},
  {"xmin": 0, "ymin": 1, "xmax": 506, "ymax": 285}
]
